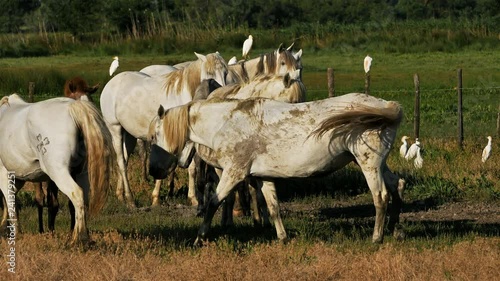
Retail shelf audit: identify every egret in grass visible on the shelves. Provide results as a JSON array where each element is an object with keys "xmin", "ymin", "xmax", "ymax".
[
  {"xmin": 405, "ymin": 138, "xmax": 423, "ymax": 169},
  {"xmin": 399, "ymin": 136, "xmax": 409, "ymax": 158},
  {"xmin": 109, "ymin": 56, "xmax": 119, "ymax": 76},
  {"xmin": 364, "ymin": 55, "xmax": 372, "ymax": 73},
  {"xmin": 482, "ymin": 136, "xmax": 492, "ymax": 163},
  {"xmin": 228, "ymin": 56, "xmax": 237, "ymax": 65},
  {"xmin": 242, "ymin": 35, "xmax": 253, "ymax": 60}
]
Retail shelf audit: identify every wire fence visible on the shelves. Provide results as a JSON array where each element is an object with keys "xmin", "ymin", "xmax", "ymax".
[{"xmin": 10, "ymin": 74, "xmax": 500, "ymax": 141}]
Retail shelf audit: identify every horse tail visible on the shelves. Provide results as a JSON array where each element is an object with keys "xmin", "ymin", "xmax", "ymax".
[
  {"xmin": 68, "ymin": 100, "xmax": 116, "ymax": 216},
  {"xmin": 310, "ymin": 101, "xmax": 403, "ymax": 139}
]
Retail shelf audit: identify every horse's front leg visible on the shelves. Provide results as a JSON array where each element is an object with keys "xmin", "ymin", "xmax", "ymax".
[{"xmin": 195, "ymin": 168, "xmax": 245, "ymax": 245}]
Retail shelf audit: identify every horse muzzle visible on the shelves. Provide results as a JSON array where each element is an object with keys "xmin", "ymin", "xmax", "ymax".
[{"xmin": 149, "ymin": 144, "xmax": 177, "ymax": 179}]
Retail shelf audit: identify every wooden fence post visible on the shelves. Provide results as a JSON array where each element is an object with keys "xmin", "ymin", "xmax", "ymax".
[
  {"xmin": 413, "ymin": 74, "xmax": 420, "ymax": 139},
  {"xmin": 457, "ymin": 69, "xmax": 463, "ymax": 149},
  {"xmin": 365, "ymin": 72, "xmax": 370, "ymax": 95},
  {"xmin": 496, "ymin": 104, "xmax": 500, "ymax": 137},
  {"xmin": 327, "ymin": 68, "xmax": 335, "ymax": 97},
  {"xmin": 28, "ymin": 82, "xmax": 35, "ymax": 102}
]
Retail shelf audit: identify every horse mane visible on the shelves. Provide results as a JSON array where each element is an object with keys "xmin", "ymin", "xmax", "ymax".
[
  {"xmin": 208, "ymin": 84, "xmax": 243, "ymax": 100},
  {"xmin": 163, "ymin": 60, "xmax": 201, "ymax": 97},
  {"xmin": 310, "ymin": 101, "xmax": 403, "ymax": 139},
  {"xmin": 163, "ymin": 104, "xmax": 190, "ymax": 155},
  {"xmin": 163, "ymin": 53, "xmax": 227, "ymax": 99},
  {"xmin": 281, "ymin": 73, "xmax": 306, "ymax": 103},
  {"xmin": 255, "ymin": 49, "xmax": 297, "ymax": 77}
]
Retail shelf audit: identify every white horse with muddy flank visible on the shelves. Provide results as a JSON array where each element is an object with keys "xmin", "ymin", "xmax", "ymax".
[
  {"xmin": 0, "ymin": 94, "xmax": 115, "ymax": 245},
  {"xmin": 100, "ymin": 52, "xmax": 228, "ymax": 208},
  {"xmin": 148, "ymin": 93, "xmax": 406, "ymax": 244},
  {"xmin": 192, "ymin": 69, "xmax": 306, "ymax": 224}
]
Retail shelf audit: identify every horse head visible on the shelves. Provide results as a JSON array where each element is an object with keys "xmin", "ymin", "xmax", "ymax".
[
  {"xmin": 195, "ymin": 52, "xmax": 228, "ymax": 88},
  {"xmin": 64, "ymin": 76, "xmax": 100, "ymax": 102},
  {"xmin": 148, "ymin": 104, "xmax": 192, "ymax": 179},
  {"xmin": 255, "ymin": 44, "xmax": 302, "ymax": 78}
]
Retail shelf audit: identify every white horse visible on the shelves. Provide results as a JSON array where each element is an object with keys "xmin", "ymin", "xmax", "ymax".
[
  {"xmin": 191, "ymin": 69, "xmax": 306, "ymax": 224},
  {"xmin": 140, "ymin": 64, "xmax": 178, "ymax": 76},
  {"xmin": 100, "ymin": 52, "xmax": 228, "ymax": 208},
  {"xmin": 0, "ymin": 94, "xmax": 115, "ymax": 244},
  {"xmin": 149, "ymin": 93, "xmax": 405, "ymax": 244}
]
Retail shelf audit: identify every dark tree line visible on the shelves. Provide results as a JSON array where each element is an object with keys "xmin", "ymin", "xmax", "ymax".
[{"xmin": 0, "ymin": 0, "xmax": 498, "ymax": 35}]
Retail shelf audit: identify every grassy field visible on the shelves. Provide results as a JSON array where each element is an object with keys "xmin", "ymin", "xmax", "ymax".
[{"xmin": 0, "ymin": 48, "xmax": 499, "ymax": 279}]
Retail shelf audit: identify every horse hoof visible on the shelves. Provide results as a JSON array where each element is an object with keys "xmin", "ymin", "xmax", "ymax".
[
  {"xmin": 393, "ymin": 228, "xmax": 406, "ymax": 241},
  {"xmin": 193, "ymin": 237, "xmax": 205, "ymax": 247}
]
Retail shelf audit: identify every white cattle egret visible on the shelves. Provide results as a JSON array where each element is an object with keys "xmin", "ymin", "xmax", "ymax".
[
  {"xmin": 405, "ymin": 138, "xmax": 423, "ymax": 169},
  {"xmin": 364, "ymin": 55, "xmax": 372, "ymax": 73},
  {"xmin": 482, "ymin": 136, "xmax": 492, "ymax": 163},
  {"xmin": 109, "ymin": 56, "xmax": 119, "ymax": 76},
  {"xmin": 399, "ymin": 136, "xmax": 409, "ymax": 158},
  {"xmin": 228, "ymin": 56, "xmax": 237, "ymax": 65},
  {"xmin": 242, "ymin": 35, "xmax": 253, "ymax": 60}
]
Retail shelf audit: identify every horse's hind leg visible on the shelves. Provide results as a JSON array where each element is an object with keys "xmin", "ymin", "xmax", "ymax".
[
  {"xmin": 360, "ymin": 166, "xmax": 389, "ymax": 243},
  {"xmin": 259, "ymin": 180, "xmax": 287, "ymax": 241},
  {"xmin": 34, "ymin": 182, "xmax": 45, "ymax": 233},
  {"xmin": 383, "ymin": 163, "xmax": 406, "ymax": 240},
  {"xmin": 50, "ymin": 171, "xmax": 89, "ymax": 244},
  {"xmin": 110, "ymin": 125, "xmax": 135, "ymax": 208},
  {"xmin": 46, "ymin": 180, "xmax": 59, "ymax": 232}
]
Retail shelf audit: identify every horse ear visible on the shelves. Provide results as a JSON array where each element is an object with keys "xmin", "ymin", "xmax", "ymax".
[
  {"xmin": 158, "ymin": 105, "xmax": 165, "ymax": 118},
  {"xmin": 293, "ymin": 49, "xmax": 303, "ymax": 60},
  {"xmin": 286, "ymin": 42, "xmax": 294, "ymax": 51},
  {"xmin": 87, "ymin": 83, "xmax": 100, "ymax": 94},
  {"xmin": 194, "ymin": 52, "xmax": 207, "ymax": 62},
  {"xmin": 278, "ymin": 43, "xmax": 285, "ymax": 53}
]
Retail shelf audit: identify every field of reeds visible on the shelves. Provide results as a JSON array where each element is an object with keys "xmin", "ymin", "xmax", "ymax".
[{"xmin": 0, "ymin": 21, "xmax": 499, "ymax": 279}]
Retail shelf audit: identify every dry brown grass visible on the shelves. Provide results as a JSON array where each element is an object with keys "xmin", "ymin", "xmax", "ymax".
[{"xmin": 1, "ymin": 232, "xmax": 498, "ymax": 280}]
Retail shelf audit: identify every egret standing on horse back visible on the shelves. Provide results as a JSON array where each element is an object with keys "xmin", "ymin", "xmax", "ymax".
[
  {"xmin": 109, "ymin": 56, "xmax": 119, "ymax": 76},
  {"xmin": 242, "ymin": 35, "xmax": 253, "ymax": 60},
  {"xmin": 149, "ymin": 93, "xmax": 406, "ymax": 245}
]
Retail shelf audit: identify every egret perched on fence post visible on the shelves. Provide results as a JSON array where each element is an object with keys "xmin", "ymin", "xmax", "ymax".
[
  {"xmin": 242, "ymin": 35, "xmax": 253, "ymax": 60},
  {"xmin": 364, "ymin": 55, "xmax": 372, "ymax": 95},
  {"xmin": 109, "ymin": 56, "xmax": 119, "ymax": 76},
  {"xmin": 482, "ymin": 136, "xmax": 492, "ymax": 163}
]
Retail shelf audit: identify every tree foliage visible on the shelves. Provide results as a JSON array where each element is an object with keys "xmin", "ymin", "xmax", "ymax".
[{"xmin": 0, "ymin": 0, "xmax": 498, "ymax": 34}]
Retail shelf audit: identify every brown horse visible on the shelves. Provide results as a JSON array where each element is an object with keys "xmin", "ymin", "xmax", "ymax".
[{"xmin": 34, "ymin": 76, "xmax": 100, "ymax": 233}]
